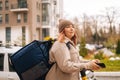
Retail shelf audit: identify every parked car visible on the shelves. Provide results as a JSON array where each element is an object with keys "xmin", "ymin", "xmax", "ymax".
[{"xmin": 0, "ymin": 47, "xmax": 21, "ymax": 80}]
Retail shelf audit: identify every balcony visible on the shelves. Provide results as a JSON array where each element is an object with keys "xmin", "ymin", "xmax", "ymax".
[
  {"xmin": 10, "ymin": 3, "xmax": 28, "ymax": 12},
  {"xmin": 42, "ymin": 0, "xmax": 50, "ymax": 4}
]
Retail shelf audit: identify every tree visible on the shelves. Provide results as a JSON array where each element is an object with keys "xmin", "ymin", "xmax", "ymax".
[
  {"xmin": 92, "ymin": 32, "xmax": 100, "ymax": 44},
  {"xmin": 85, "ymin": 26, "xmax": 93, "ymax": 43},
  {"xmin": 99, "ymin": 28, "xmax": 106, "ymax": 42},
  {"xmin": 79, "ymin": 37, "xmax": 88, "ymax": 57},
  {"xmin": 116, "ymin": 39, "xmax": 120, "ymax": 54},
  {"xmin": 102, "ymin": 7, "xmax": 120, "ymax": 48},
  {"xmin": 72, "ymin": 17, "xmax": 81, "ymax": 42},
  {"xmin": 104, "ymin": 7, "xmax": 119, "ymax": 35},
  {"xmin": 90, "ymin": 15, "xmax": 101, "ymax": 44},
  {"xmin": 81, "ymin": 14, "xmax": 90, "ymax": 38}
]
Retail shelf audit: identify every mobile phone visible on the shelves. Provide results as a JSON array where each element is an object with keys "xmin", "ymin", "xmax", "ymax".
[{"xmin": 96, "ymin": 63, "xmax": 106, "ymax": 68}]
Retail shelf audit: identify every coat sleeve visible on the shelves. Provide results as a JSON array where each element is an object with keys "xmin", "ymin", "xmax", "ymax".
[
  {"xmin": 51, "ymin": 42, "xmax": 88, "ymax": 73},
  {"xmin": 79, "ymin": 56, "xmax": 90, "ymax": 63}
]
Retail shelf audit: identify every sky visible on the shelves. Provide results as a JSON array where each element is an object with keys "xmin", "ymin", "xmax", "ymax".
[{"xmin": 63, "ymin": 0, "xmax": 120, "ymax": 18}]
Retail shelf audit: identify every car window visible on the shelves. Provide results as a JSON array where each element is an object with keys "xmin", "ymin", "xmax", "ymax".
[
  {"xmin": 0, "ymin": 54, "xmax": 4, "ymax": 71},
  {"xmin": 8, "ymin": 54, "xmax": 15, "ymax": 72}
]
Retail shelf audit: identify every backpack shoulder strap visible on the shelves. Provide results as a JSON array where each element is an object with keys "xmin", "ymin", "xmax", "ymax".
[{"xmin": 66, "ymin": 41, "xmax": 71, "ymax": 50}]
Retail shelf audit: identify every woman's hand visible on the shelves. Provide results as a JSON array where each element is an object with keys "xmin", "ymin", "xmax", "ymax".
[
  {"xmin": 86, "ymin": 59, "xmax": 101, "ymax": 70},
  {"xmin": 92, "ymin": 59, "xmax": 100, "ymax": 63},
  {"xmin": 58, "ymin": 31, "xmax": 65, "ymax": 42}
]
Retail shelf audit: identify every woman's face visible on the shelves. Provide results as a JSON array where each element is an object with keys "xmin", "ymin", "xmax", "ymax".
[{"xmin": 64, "ymin": 25, "xmax": 75, "ymax": 39}]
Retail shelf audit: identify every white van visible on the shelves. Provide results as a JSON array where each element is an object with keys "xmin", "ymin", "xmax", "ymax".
[{"xmin": 0, "ymin": 47, "xmax": 20, "ymax": 80}]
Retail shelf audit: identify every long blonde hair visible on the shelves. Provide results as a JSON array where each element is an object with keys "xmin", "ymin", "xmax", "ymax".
[{"xmin": 71, "ymin": 32, "xmax": 77, "ymax": 45}]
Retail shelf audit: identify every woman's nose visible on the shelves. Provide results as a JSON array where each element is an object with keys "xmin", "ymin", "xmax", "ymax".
[{"xmin": 70, "ymin": 27, "xmax": 74, "ymax": 31}]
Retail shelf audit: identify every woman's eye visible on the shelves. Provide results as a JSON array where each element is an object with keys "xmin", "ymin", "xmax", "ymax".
[
  {"xmin": 66, "ymin": 26, "xmax": 70, "ymax": 28},
  {"xmin": 66, "ymin": 25, "xmax": 74, "ymax": 28}
]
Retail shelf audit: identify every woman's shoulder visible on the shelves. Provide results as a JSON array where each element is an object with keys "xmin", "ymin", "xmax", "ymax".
[
  {"xmin": 51, "ymin": 41, "xmax": 69, "ymax": 54},
  {"xmin": 53, "ymin": 41, "xmax": 65, "ymax": 45},
  {"xmin": 52, "ymin": 41, "xmax": 66, "ymax": 49}
]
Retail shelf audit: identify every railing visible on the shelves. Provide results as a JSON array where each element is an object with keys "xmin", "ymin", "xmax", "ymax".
[
  {"xmin": 94, "ymin": 72, "xmax": 120, "ymax": 80},
  {"xmin": 11, "ymin": 3, "xmax": 28, "ymax": 9}
]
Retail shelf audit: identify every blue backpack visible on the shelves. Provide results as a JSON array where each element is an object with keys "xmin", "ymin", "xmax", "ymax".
[{"xmin": 10, "ymin": 40, "xmax": 70, "ymax": 80}]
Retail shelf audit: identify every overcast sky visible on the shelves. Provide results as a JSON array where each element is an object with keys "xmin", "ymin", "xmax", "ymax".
[{"xmin": 63, "ymin": 0, "xmax": 120, "ymax": 18}]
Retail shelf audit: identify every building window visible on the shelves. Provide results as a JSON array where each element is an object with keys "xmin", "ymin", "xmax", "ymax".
[
  {"xmin": 42, "ymin": 3, "xmax": 49, "ymax": 25},
  {"xmin": 0, "ymin": 14, "xmax": 2, "ymax": 23},
  {"xmin": 36, "ymin": 2, "xmax": 41, "ymax": 10},
  {"xmin": 23, "ymin": 13, "xmax": 27, "ymax": 23},
  {"xmin": 18, "ymin": 0, "xmax": 27, "ymax": 8},
  {"xmin": 39, "ymin": 3, "xmax": 41, "ymax": 10},
  {"xmin": 37, "ymin": 15, "xmax": 40, "ymax": 22},
  {"xmin": 17, "ymin": 13, "xmax": 21, "ymax": 23},
  {"xmin": 36, "ymin": 2, "xmax": 38, "ymax": 9},
  {"xmin": 22, "ymin": 26, "xmax": 26, "ymax": 46},
  {"xmin": 42, "ymin": 28, "xmax": 49, "ymax": 39},
  {"xmin": 6, "ymin": 27, "xmax": 11, "ymax": 42},
  {"xmin": 5, "ymin": 14, "xmax": 9, "ymax": 23},
  {"xmin": 0, "ymin": 2, "xmax": 2, "ymax": 10},
  {"xmin": 5, "ymin": 0, "xmax": 9, "ymax": 10},
  {"xmin": 0, "ymin": 54, "xmax": 4, "ymax": 71}
]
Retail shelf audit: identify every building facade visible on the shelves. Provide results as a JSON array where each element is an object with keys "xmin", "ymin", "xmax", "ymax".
[
  {"xmin": 0, "ymin": 0, "xmax": 63, "ymax": 46},
  {"xmin": 42, "ymin": 0, "xmax": 63, "ymax": 39}
]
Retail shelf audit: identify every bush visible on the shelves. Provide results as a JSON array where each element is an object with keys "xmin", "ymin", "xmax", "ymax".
[
  {"xmin": 98, "ymin": 59, "xmax": 120, "ymax": 71},
  {"xmin": 94, "ymin": 51, "xmax": 104, "ymax": 60},
  {"xmin": 116, "ymin": 39, "xmax": 120, "ymax": 54},
  {"xmin": 79, "ymin": 37, "xmax": 88, "ymax": 57}
]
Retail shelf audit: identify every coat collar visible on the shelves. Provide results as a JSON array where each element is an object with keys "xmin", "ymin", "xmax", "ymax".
[{"xmin": 64, "ymin": 37, "xmax": 74, "ymax": 46}]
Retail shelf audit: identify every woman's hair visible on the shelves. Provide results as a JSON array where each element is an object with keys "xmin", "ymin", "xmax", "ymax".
[{"xmin": 71, "ymin": 32, "xmax": 77, "ymax": 45}]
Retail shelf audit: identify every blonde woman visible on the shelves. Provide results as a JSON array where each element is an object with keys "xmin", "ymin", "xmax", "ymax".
[{"xmin": 45, "ymin": 19, "xmax": 101, "ymax": 80}]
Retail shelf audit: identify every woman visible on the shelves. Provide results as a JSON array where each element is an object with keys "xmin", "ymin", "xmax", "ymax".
[{"xmin": 45, "ymin": 19, "xmax": 101, "ymax": 80}]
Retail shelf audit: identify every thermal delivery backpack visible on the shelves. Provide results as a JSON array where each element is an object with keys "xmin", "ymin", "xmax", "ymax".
[{"xmin": 9, "ymin": 40, "xmax": 54, "ymax": 80}]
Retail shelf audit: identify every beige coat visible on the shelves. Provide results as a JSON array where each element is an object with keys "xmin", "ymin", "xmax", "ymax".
[{"xmin": 45, "ymin": 38, "xmax": 88, "ymax": 80}]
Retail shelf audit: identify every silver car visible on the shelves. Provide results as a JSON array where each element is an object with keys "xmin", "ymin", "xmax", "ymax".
[{"xmin": 0, "ymin": 47, "xmax": 20, "ymax": 80}]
